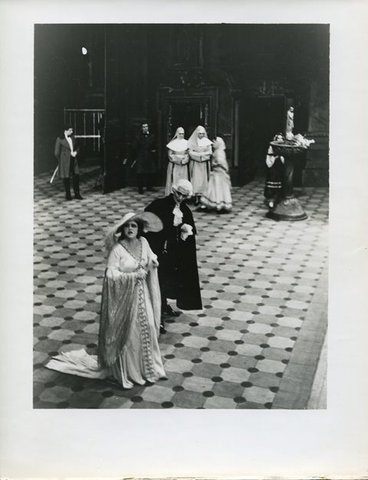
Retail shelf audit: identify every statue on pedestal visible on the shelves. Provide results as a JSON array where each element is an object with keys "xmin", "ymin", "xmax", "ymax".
[
  {"xmin": 286, "ymin": 106, "xmax": 294, "ymax": 136},
  {"xmin": 265, "ymin": 108, "xmax": 315, "ymax": 221}
]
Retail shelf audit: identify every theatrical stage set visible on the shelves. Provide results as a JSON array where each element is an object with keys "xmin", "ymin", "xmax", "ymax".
[{"xmin": 33, "ymin": 24, "xmax": 329, "ymax": 409}]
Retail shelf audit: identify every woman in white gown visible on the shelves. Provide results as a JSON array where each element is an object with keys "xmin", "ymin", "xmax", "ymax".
[
  {"xmin": 46, "ymin": 211, "xmax": 167, "ymax": 389},
  {"xmin": 165, "ymin": 127, "xmax": 190, "ymax": 196},
  {"xmin": 188, "ymin": 125, "xmax": 213, "ymax": 205},
  {"xmin": 200, "ymin": 136, "xmax": 232, "ymax": 213}
]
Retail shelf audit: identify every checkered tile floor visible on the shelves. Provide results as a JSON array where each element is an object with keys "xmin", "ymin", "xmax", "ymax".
[{"xmin": 34, "ymin": 167, "xmax": 328, "ymax": 409}]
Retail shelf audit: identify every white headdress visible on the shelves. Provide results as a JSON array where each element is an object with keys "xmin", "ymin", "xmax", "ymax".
[
  {"xmin": 166, "ymin": 127, "xmax": 188, "ymax": 152},
  {"xmin": 104, "ymin": 212, "xmax": 163, "ymax": 253},
  {"xmin": 187, "ymin": 125, "xmax": 213, "ymax": 149},
  {"xmin": 213, "ymin": 136, "xmax": 226, "ymax": 151}
]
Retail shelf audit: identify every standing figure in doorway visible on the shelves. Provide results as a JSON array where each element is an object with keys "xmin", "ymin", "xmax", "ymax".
[
  {"xmin": 144, "ymin": 179, "xmax": 202, "ymax": 334},
  {"xmin": 188, "ymin": 125, "xmax": 213, "ymax": 205},
  {"xmin": 200, "ymin": 136, "xmax": 232, "ymax": 213},
  {"xmin": 132, "ymin": 122, "xmax": 158, "ymax": 194},
  {"xmin": 165, "ymin": 127, "xmax": 190, "ymax": 196},
  {"xmin": 54, "ymin": 124, "xmax": 83, "ymax": 201}
]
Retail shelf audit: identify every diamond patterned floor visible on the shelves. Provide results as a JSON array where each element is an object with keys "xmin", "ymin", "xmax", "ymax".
[{"xmin": 33, "ymin": 167, "xmax": 328, "ymax": 409}]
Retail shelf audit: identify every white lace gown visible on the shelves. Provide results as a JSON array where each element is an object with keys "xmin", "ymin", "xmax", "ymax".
[
  {"xmin": 46, "ymin": 237, "xmax": 166, "ymax": 389},
  {"xmin": 200, "ymin": 168, "xmax": 232, "ymax": 211},
  {"xmin": 104, "ymin": 240, "xmax": 166, "ymax": 387},
  {"xmin": 200, "ymin": 147, "xmax": 232, "ymax": 211}
]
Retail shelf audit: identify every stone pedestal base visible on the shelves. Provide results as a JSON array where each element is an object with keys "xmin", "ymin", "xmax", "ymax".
[{"xmin": 266, "ymin": 196, "xmax": 308, "ymax": 221}]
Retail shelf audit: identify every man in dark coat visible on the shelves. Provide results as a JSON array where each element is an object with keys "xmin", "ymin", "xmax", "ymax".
[
  {"xmin": 144, "ymin": 179, "xmax": 202, "ymax": 333},
  {"xmin": 54, "ymin": 124, "xmax": 83, "ymax": 201},
  {"xmin": 133, "ymin": 122, "xmax": 158, "ymax": 194}
]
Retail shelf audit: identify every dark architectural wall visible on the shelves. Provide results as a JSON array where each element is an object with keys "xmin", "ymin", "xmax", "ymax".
[
  {"xmin": 141, "ymin": 24, "xmax": 329, "ymax": 186},
  {"xmin": 34, "ymin": 24, "xmax": 105, "ymax": 174},
  {"xmin": 34, "ymin": 24, "xmax": 329, "ymax": 188}
]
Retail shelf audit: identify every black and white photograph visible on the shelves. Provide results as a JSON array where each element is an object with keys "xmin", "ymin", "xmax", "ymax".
[
  {"xmin": 33, "ymin": 23, "xmax": 329, "ymax": 410},
  {"xmin": 1, "ymin": 0, "xmax": 368, "ymax": 477}
]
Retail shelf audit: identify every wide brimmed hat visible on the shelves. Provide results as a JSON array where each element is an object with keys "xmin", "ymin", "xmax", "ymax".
[
  {"xmin": 117, "ymin": 211, "xmax": 163, "ymax": 233},
  {"xmin": 105, "ymin": 211, "xmax": 163, "ymax": 253}
]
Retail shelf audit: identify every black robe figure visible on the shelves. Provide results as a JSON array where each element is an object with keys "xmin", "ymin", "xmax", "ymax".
[
  {"xmin": 144, "ymin": 181, "xmax": 202, "ymax": 324},
  {"xmin": 264, "ymin": 143, "xmax": 285, "ymax": 208}
]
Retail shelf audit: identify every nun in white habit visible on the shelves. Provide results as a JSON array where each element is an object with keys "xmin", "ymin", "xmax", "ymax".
[
  {"xmin": 188, "ymin": 125, "xmax": 213, "ymax": 204},
  {"xmin": 165, "ymin": 127, "xmax": 190, "ymax": 196},
  {"xmin": 200, "ymin": 136, "xmax": 232, "ymax": 213}
]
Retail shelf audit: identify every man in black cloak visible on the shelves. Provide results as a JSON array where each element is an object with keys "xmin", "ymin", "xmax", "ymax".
[
  {"xmin": 144, "ymin": 179, "xmax": 202, "ymax": 334},
  {"xmin": 132, "ymin": 122, "xmax": 158, "ymax": 194}
]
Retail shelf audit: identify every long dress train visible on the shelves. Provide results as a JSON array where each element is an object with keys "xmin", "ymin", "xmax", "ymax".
[{"xmin": 46, "ymin": 237, "xmax": 166, "ymax": 389}]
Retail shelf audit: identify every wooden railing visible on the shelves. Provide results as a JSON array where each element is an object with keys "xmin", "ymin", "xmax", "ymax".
[{"xmin": 64, "ymin": 108, "xmax": 105, "ymax": 154}]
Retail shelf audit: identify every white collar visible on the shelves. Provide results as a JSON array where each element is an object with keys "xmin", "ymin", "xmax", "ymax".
[
  {"xmin": 166, "ymin": 138, "xmax": 188, "ymax": 151},
  {"xmin": 65, "ymin": 134, "xmax": 74, "ymax": 151}
]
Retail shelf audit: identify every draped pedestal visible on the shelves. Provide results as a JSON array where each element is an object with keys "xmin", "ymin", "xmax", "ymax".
[{"xmin": 266, "ymin": 143, "xmax": 308, "ymax": 221}]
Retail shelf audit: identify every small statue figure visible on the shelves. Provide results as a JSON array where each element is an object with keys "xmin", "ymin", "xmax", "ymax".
[{"xmin": 286, "ymin": 106, "xmax": 294, "ymax": 135}]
